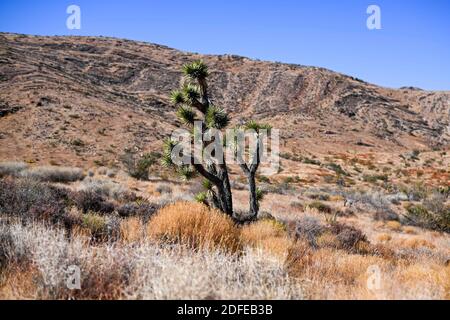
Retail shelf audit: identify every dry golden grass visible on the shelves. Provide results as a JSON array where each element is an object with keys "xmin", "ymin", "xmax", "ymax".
[
  {"xmin": 403, "ymin": 226, "xmax": 417, "ymax": 235},
  {"xmin": 377, "ymin": 233, "xmax": 392, "ymax": 242},
  {"xmin": 285, "ymin": 240, "xmax": 448, "ymax": 299},
  {"xmin": 386, "ymin": 220, "xmax": 402, "ymax": 232},
  {"xmin": 0, "ymin": 265, "xmax": 39, "ymax": 300},
  {"xmin": 146, "ymin": 202, "xmax": 241, "ymax": 253},
  {"xmin": 398, "ymin": 237, "xmax": 436, "ymax": 250},
  {"xmin": 120, "ymin": 217, "xmax": 144, "ymax": 243},
  {"xmin": 240, "ymin": 219, "xmax": 293, "ymax": 258}
]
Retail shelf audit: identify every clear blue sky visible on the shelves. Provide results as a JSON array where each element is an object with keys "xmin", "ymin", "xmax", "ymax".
[{"xmin": 1, "ymin": 0, "xmax": 449, "ymax": 90}]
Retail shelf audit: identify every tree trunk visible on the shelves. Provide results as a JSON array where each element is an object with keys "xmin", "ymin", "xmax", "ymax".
[{"xmin": 247, "ymin": 172, "xmax": 259, "ymax": 219}]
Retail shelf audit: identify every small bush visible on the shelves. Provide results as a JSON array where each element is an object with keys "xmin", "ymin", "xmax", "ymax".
[
  {"xmin": 0, "ymin": 178, "xmax": 67, "ymax": 223},
  {"xmin": 82, "ymin": 213, "xmax": 108, "ymax": 240},
  {"xmin": 363, "ymin": 174, "xmax": 388, "ymax": 184},
  {"xmin": 78, "ymin": 178, "xmax": 136, "ymax": 202},
  {"xmin": 121, "ymin": 151, "xmax": 159, "ymax": 181},
  {"xmin": 20, "ymin": 166, "xmax": 85, "ymax": 183},
  {"xmin": 156, "ymin": 184, "xmax": 173, "ymax": 195},
  {"xmin": 306, "ymin": 192, "xmax": 330, "ymax": 201},
  {"xmin": 71, "ymin": 190, "xmax": 115, "ymax": 214},
  {"xmin": 0, "ymin": 224, "xmax": 31, "ymax": 271},
  {"xmin": 117, "ymin": 202, "xmax": 158, "ymax": 222},
  {"xmin": 329, "ymin": 223, "xmax": 367, "ymax": 252},
  {"xmin": 405, "ymin": 203, "xmax": 449, "ymax": 233},
  {"xmin": 0, "ymin": 162, "xmax": 28, "ymax": 178},
  {"xmin": 306, "ymin": 201, "xmax": 332, "ymax": 214},
  {"xmin": 386, "ymin": 220, "xmax": 402, "ymax": 231},
  {"xmin": 293, "ymin": 216, "xmax": 325, "ymax": 247},
  {"xmin": 147, "ymin": 202, "xmax": 241, "ymax": 253}
]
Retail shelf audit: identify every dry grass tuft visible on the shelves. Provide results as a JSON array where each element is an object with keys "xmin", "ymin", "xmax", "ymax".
[
  {"xmin": 146, "ymin": 202, "xmax": 241, "ymax": 253},
  {"xmin": 399, "ymin": 237, "xmax": 436, "ymax": 250},
  {"xmin": 376, "ymin": 233, "xmax": 392, "ymax": 242},
  {"xmin": 240, "ymin": 219, "xmax": 292, "ymax": 258},
  {"xmin": 120, "ymin": 217, "xmax": 144, "ymax": 243},
  {"xmin": 386, "ymin": 220, "xmax": 402, "ymax": 232}
]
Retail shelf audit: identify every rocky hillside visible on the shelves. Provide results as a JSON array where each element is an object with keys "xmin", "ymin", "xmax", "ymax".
[{"xmin": 0, "ymin": 33, "xmax": 448, "ymax": 167}]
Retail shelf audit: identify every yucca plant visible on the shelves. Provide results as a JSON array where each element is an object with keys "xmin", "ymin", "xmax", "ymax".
[{"xmin": 163, "ymin": 61, "xmax": 234, "ymax": 216}]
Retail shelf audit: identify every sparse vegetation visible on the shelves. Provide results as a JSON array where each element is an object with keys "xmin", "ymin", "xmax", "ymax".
[
  {"xmin": 1, "ymin": 36, "xmax": 449, "ymax": 300},
  {"xmin": 0, "ymin": 162, "xmax": 28, "ymax": 178},
  {"xmin": 121, "ymin": 151, "xmax": 159, "ymax": 181},
  {"xmin": 20, "ymin": 166, "xmax": 85, "ymax": 183}
]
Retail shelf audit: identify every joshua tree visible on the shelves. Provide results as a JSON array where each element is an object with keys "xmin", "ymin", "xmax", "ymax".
[
  {"xmin": 234, "ymin": 121, "xmax": 271, "ymax": 219},
  {"xmin": 162, "ymin": 61, "xmax": 234, "ymax": 216}
]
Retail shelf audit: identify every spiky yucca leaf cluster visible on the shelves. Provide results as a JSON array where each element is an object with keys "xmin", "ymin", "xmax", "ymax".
[
  {"xmin": 177, "ymin": 105, "xmax": 196, "ymax": 126},
  {"xmin": 202, "ymin": 179, "xmax": 213, "ymax": 191},
  {"xmin": 206, "ymin": 105, "xmax": 230, "ymax": 129},
  {"xmin": 178, "ymin": 165, "xmax": 196, "ymax": 181},
  {"xmin": 182, "ymin": 60, "xmax": 209, "ymax": 81},
  {"xmin": 194, "ymin": 192, "xmax": 208, "ymax": 205},
  {"xmin": 245, "ymin": 120, "xmax": 272, "ymax": 133},
  {"xmin": 256, "ymin": 188, "xmax": 265, "ymax": 202},
  {"xmin": 161, "ymin": 139, "xmax": 178, "ymax": 167}
]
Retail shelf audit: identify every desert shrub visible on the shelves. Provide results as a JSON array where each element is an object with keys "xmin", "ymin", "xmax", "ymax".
[
  {"xmin": 290, "ymin": 201, "xmax": 303, "ymax": 209},
  {"xmin": 1, "ymin": 222, "xmax": 303, "ymax": 300},
  {"xmin": 285, "ymin": 240, "xmax": 315, "ymax": 275},
  {"xmin": 260, "ymin": 182, "xmax": 292, "ymax": 195},
  {"xmin": 308, "ymin": 223, "xmax": 369, "ymax": 254},
  {"xmin": 20, "ymin": 166, "xmax": 85, "ymax": 183},
  {"xmin": 423, "ymin": 193, "xmax": 447, "ymax": 215},
  {"xmin": 117, "ymin": 202, "xmax": 159, "ymax": 222},
  {"xmin": 363, "ymin": 174, "xmax": 388, "ymax": 184},
  {"xmin": 306, "ymin": 201, "xmax": 332, "ymax": 214},
  {"xmin": 0, "ymin": 223, "xmax": 131, "ymax": 299},
  {"xmin": 71, "ymin": 190, "xmax": 115, "ymax": 214},
  {"xmin": 0, "ymin": 162, "xmax": 28, "ymax": 178},
  {"xmin": 302, "ymin": 157, "xmax": 321, "ymax": 165},
  {"xmin": 292, "ymin": 216, "xmax": 325, "ymax": 247},
  {"xmin": 386, "ymin": 220, "xmax": 402, "ymax": 231},
  {"xmin": 120, "ymin": 217, "xmax": 144, "ymax": 243},
  {"xmin": 147, "ymin": 202, "xmax": 241, "ymax": 253},
  {"xmin": 126, "ymin": 245, "xmax": 303, "ymax": 300},
  {"xmin": 342, "ymin": 190, "xmax": 398, "ymax": 220},
  {"xmin": 329, "ymin": 223, "xmax": 368, "ymax": 252},
  {"xmin": 0, "ymin": 224, "xmax": 32, "ymax": 272},
  {"xmin": 0, "ymin": 178, "xmax": 67, "ymax": 223},
  {"xmin": 77, "ymin": 178, "xmax": 136, "ymax": 202},
  {"xmin": 121, "ymin": 151, "xmax": 159, "ymax": 181},
  {"xmin": 326, "ymin": 163, "xmax": 349, "ymax": 176},
  {"xmin": 82, "ymin": 213, "xmax": 109, "ymax": 240},
  {"xmin": 400, "ymin": 182, "xmax": 429, "ymax": 201},
  {"xmin": 156, "ymin": 184, "xmax": 173, "ymax": 194},
  {"xmin": 374, "ymin": 209, "xmax": 399, "ymax": 221},
  {"xmin": 305, "ymin": 192, "xmax": 330, "ymax": 201},
  {"xmin": 405, "ymin": 203, "xmax": 449, "ymax": 233}
]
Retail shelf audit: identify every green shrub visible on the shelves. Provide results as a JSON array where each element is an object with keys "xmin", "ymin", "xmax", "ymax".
[
  {"xmin": 82, "ymin": 213, "xmax": 108, "ymax": 239},
  {"xmin": 306, "ymin": 201, "xmax": 332, "ymax": 214},
  {"xmin": 121, "ymin": 151, "xmax": 159, "ymax": 180},
  {"xmin": 405, "ymin": 203, "xmax": 449, "ymax": 233}
]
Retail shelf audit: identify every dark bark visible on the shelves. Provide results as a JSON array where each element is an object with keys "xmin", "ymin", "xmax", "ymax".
[
  {"xmin": 247, "ymin": 172, "xmax": 259, "ymax": 219},
  {"xmin": 240, "ymin": 135, "xmax": 261, "ymax": 219}
]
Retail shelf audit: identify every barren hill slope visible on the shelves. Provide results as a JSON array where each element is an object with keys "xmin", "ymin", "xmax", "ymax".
[{"xmin": 0, "ymin": 33, "xmax": 449, "ymax": 167}]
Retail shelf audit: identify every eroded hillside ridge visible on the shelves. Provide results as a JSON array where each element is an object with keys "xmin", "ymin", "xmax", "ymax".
[{"xmin": 0, "ymin": 33, "xmax": 449, "ymax": 165}]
